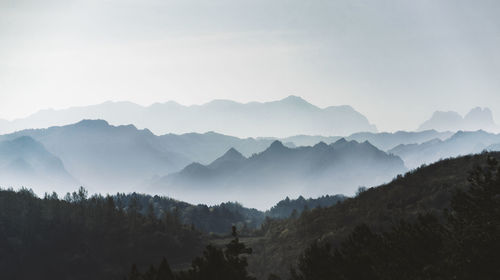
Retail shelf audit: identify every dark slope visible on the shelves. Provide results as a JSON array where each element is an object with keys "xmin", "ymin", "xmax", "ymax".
[
  {"xmin": 247, "ymin": 152, "xmax": 500, "ymax": 279},
  {"xmin": 156, "ymin": 139, "xmax": 406, "ymax": 209}
]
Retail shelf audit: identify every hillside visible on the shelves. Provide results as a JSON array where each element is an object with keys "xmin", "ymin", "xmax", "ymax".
[
  {"xmin": 245, "ymin": 152, "xmax": 500, "ymax": 279},
  {"xmin": 113, "ymin": 193, "xmax": 346, "ymax": 235},
  {"xmin": 156, "ymin": 139, "xmax": 406, "ymax": 209}
]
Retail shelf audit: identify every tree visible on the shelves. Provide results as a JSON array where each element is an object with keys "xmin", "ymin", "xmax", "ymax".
[{"xmin": 156, "ymin": 258, "xmax": 175, "ymax": 280}]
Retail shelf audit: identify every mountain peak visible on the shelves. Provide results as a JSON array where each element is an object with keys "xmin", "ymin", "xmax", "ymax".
[
  {"xmin": 281, "ymin": 95, "xmax": 306, "ymax": 102},
  {"xmin": 221, "ymin": 148, "xmax": 245, "ymax": 161},
  {"xmin": 464, "ymin": 107, "xmax": 494, "ymax": 123},
  {"xmin": 313, "ymin": 141, "xmax": 329, "ymax": 149},
  {"xmin": 74, "ymin": 119, "xmax": 110, "ymax": 128},
  {"xmin": 270, "ymin": 140, "xmax": 285, "ymax": 149},
  {"xmin": 419, "ymin": 107, "xmax": 498, "ymax": 132},
  {"xmin": 208, "ymin": 147, "xmax": 246, "ymax": 168},
  {"xmin": 332, "ymin": 138, "xmax": 348, "ymax": 145}
]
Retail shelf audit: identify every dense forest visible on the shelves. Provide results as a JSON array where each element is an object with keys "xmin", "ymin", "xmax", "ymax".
[
  {"xmin": 0, "ymin": 187, "xmax": 203, "ymax": 280},
  {"xmin": 113, "ymin": 193, "xmax": 345, "ymax": 234},
  {"xmin": 0, "ymin": 186, "xmax": 345, "ymax": 279}
]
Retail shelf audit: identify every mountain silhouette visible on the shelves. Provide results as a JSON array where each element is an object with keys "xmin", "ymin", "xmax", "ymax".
[
  {"xmin": 389, "ymin": 130, "xmax": 500, "ymax": 168},
  {"xmin": 0, "ymin": 120, "xmax": 280, "ymax": 193},
  {"xmin": 0, "ymin": 96, "xmax": 377, "ymax": 137},
  {"xmin": 0, "ymin": 136, "xmax": 76, "ymax": 192},
  {"xmin": 155, "ymin": 139, "xmax": 407, "ymax": 209},
  {"xmin": 418, "ymin": 107, "xmax": 498, "ymax": 132}
]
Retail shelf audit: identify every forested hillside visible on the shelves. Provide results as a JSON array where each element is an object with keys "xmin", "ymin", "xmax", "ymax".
[
  {"xmin": 0, "ymin": 187, "xmax": 203, "ymax": 280},
  {"xmin": 112, "ymin": 193, "xmax": 345, "ymax": 234},
  {"xmin": 246, "ymin": 152, "xmax": 500, "ymax": 278}
]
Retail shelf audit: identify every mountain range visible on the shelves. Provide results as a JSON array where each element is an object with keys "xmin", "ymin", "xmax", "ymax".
[
  {"xmin": 0, "ymin": 136, "xmax": 76, "ymax": 192},
  {"xmin": 0, "ymin": 119, "xmax": 452, "ymax": 196},
  {"xmin": 0, "ymin": 96, "xmax": 377, "ymax": 137},
  {"xmin": 154, "ymin": 139, "xmax": 407, "ymax": 209},
  {"xmin": 389, "ymin": 130, "xmax": 500, "ymax": 168},
  {"xmin": 3, "ymin": 118, "xmax": 500, "ymax": 207},
  {"xmin": 0, "ymin": 120, "xmax": 283, "ymax": 194},
  {"xmin": 418, "ymin": 107, "xmax": 499, "ymax": 132}
]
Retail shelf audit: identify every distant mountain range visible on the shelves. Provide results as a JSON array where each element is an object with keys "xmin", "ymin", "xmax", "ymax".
[
  {"xmin": 418, "ymin": 107, "xmax": 499, "ymax": 132},
  {"xmin": 2, "ymin": 118, "xmax": 500, "ymax": 207},
  {"xmin": 0, "ymin": 96, "xmax": 377, "ymax": 137},
  {"xmin": 389, "ymin": 130, "xmax": 500, "ymax": 168},
  {"xmin": 0, "ymin": 120, "xmax": 454, "ymax": 195},
  {"xmin": 153, "ymin": 139, "xmax": 407, "ymax": 209},
  {"xmin": 0, "ymin": 136, "xmax": 76, "ymax": 192},
  {"xmin": 0, "ymin": 120, "xmax": 281, "ymax": 193}
]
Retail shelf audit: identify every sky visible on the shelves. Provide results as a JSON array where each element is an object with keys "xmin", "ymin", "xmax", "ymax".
[{"xmin": 1, "ymin": 0, "xmax": 499, "ymax": 131}]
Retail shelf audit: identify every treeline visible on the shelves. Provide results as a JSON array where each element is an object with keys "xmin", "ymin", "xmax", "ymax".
[
  {"xmin": 290, "ymin": 156, "xmax": 500, "ymax": 280},
  {"xmin": 0, "ymin": 187, "xmax": 203, "ymax": 280},
  {"xmin": 114, "ymin": 193, "xmax": 346, "ymax": 234},
  {"xmin": 266, "ymin": 195, "xmax": 345, "ymax": 219}
]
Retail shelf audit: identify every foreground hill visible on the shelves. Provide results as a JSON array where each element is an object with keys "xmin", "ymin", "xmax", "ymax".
[
  {"xmin": 156, "ymin": 139, "xmax": 406, "ymax": 209},
  {"xmin": 246, "ymin": 152, "xmax": 500, "ymax": 279},
  {"xmin": 0, "ymin": 136, "xmax": 76, "ymax": 192},
  {"xmin": 0, "ymin": 96, "xmax": 377, "ymax": 137}
]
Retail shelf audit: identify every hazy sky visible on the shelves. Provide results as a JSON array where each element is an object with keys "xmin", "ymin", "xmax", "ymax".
[{"xmin": 1, "ymin": 0, "xmax": 499, "ymax": 131}]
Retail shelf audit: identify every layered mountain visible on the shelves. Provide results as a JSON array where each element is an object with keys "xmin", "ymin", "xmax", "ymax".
[
  {"xmin": 0, "ymin": 136, "xmax": 76, "ymax": 192},
  {"xmin": 154, "ymin": 139, "xmax": 407, "ymax": 209},
  {"xmin": 418, "ymin": 107, "xmax": 498, "ymax": 132},
  {"xmin": 272, "ymin": 130, "xmax": 452, "ymax": 151},
  {"xmin": 0, "ymin": 120, "xmax": 188, "ymax": 192},
  {"xmin": 0, "ymin": 120, "xmax": 281, "ymax": 193},
  {"xmin": 389, "ymin": 130, "xmax": 500, "ymax": 168},
  {"xmin": 0, "ymin": 96, "xmax": 377, "ymax": 137}
]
